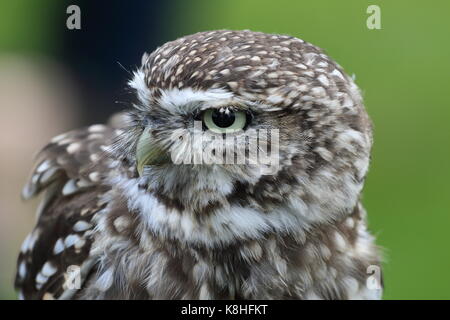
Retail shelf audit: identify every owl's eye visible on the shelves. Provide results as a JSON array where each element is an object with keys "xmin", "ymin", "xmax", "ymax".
[{"xmin": 202, "ymin": 109, "xmax": 248, "ymax": 133}]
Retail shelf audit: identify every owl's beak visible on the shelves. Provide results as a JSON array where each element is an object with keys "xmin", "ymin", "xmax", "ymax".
[{"xmin": 136, "ymin": 127, "xmax": 171, "ymax": 176}]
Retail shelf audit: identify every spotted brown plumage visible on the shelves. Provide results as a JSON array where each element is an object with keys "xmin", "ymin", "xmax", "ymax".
[
  {"xmin": 16, "ymin": 30, "xmax": 382, "ymax": 299},
  {"xmin": 15, "ymin": 125, "xmax": 116, "ymax": 299}
]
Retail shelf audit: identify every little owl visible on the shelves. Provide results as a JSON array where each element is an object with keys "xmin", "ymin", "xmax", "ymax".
[{"xmin": 15, "ymin": 30, "xmax": 382, "ymax": 300}]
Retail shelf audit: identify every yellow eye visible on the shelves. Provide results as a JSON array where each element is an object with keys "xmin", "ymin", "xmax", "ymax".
[{"xmin": 202, "ymin": 109, "xmax": 247, "ymax": 133}]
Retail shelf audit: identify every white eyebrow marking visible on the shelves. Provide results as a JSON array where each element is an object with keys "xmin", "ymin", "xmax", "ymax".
[{"xmin": 157, "ymin": 87, "xmax": 234, "ymax": 114}]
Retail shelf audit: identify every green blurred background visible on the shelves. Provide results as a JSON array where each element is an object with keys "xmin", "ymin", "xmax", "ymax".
[{"xmin": 1, "ymin": 0, "xmax": 449, "ymax": 299}]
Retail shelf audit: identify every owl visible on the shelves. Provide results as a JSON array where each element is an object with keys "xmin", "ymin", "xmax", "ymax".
[{"xmin": 15, "ymin": 30, "xmax": 382, "ymax": 300}]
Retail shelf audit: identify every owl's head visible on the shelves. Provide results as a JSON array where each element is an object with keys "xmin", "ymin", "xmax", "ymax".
[{"xmin": 114, "ymin": 30, "xmax": 372, "ymax": 245}]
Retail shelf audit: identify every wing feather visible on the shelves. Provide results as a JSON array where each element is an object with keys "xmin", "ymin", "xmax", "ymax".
[{"xmin": 15, "ymin": 123, "xmax": 118, "ymax": 300}]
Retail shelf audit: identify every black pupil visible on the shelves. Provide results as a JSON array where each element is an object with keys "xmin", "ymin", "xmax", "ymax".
[{"xmin": 211, "ymin": 110, "xmax": 235, "ymax": 128}]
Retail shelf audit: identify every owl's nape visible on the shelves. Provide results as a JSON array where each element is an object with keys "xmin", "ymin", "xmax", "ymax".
[{"xmin": 15, "ymin": 30, "xmax": 382, "ymax": 300}]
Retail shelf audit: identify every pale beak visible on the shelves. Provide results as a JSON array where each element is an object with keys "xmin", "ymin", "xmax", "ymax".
[{"xmin": 136, "ymin": 127, "xmax": 171, "ymax": 176}]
